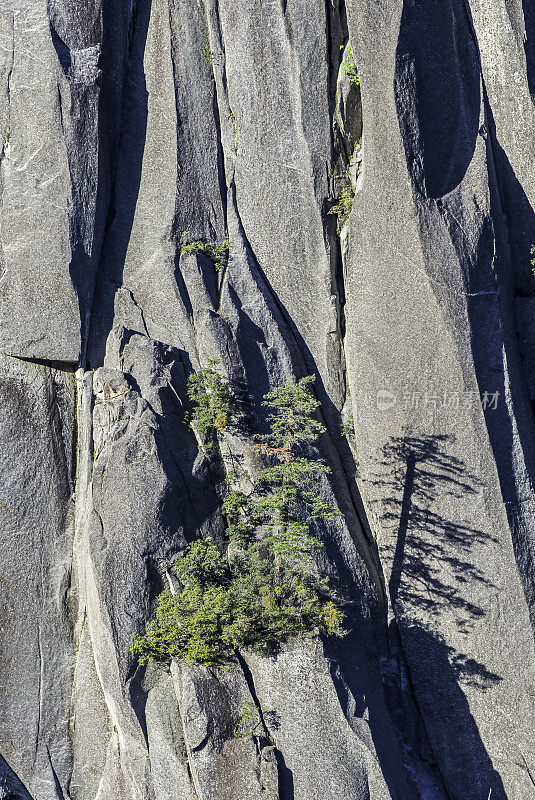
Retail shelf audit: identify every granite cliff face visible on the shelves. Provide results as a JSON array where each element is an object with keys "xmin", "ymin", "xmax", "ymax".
[{"xmin": 0, "ymin": 0, "xmax": 534, "ymax": 798}]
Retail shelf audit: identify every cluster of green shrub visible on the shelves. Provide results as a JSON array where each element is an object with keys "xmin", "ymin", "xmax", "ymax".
[
  {"xmin": 330, "ymin": 42, "xmax": 361, "ymax": 232},
  {"xmin": 330, "ymin": 185, "xmax": 355, "ymax": 232},
  {"xmin": 185, "ymin": 359, "xmax": 233, "ymax": 452},
  {"xmin": 201, "ymin": 45, "xmax": 213, "ymax": 65},
  {"xmin": 131, "ymin": 369, "xmax": 345, "ymax": 666},
  {"xmin": 341, "ymin": 43, "xmax": 360, "ymax": 86},
  {"xmin": 181, "ymin": 233, "xmax": 230, "ymax": 273},
  {"xmin": 340, "ymin": 414, "xmax": 355, "ymax": 439},
  {"xmin": 234, "ymin": 700, "xmax": 263, "ymax": 740}
]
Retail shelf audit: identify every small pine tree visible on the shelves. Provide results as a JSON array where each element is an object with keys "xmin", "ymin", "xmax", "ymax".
[
  {"xmin": 224, "ymin": 375, "xmax": 339, "ymax": 564},
  {"xmin": 341, "ymin": 43, "xmax": 360, "ymax": 86},
  {"xmin": 234, "ymin": 701, "xmax": 261, "ymax": 739},
  {"xmin": 186, "ymin": 360, "xmax": 233, "ymax": 451},
  {"xmin": 131, "ymin": 376, "xmax": 345, "ymax": 666}
]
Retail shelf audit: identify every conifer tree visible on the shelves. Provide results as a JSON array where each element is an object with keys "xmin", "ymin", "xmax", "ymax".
[{"xmin": 131, "ymin": 374, "xmax": 345, "ymax": 666}]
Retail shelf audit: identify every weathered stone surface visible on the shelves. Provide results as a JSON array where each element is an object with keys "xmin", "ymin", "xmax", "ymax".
[
  {"xmin": 345, "ymin": 0, "xmax": 535, "ymax": 796},
  {"xmin": 245, "ymin": 640, "xmax": 393, "ymax": 800},
  {"xmin": 144, "ymin": 667, "xmax": 195, "ymax": 800},
  {"xmin": 87, "ymin": 0, "xmax": 225, "ymax": 368},
  {"xmin": 0, "ymin": 5, "xmax": 77, "ymax": 360},
  {"xmin": 171, "ymin": 661, "xmax": 276, "ymax": 800},
  {"xmin": 0, "ymin": 0, "xmax": 124, "ymax": 361},
  {"xmin": 216, "ymin": 0, "xmax": 347, "ymax": 410},
  {"xmin": 0, "ymin": 355, "xmax": 74, "ymax": 798},
  {"xmin": 1, "ymin": 0, "xmax": 535, "ymax": 797}
]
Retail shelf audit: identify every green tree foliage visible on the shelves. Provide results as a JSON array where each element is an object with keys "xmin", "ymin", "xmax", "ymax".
[
  {"xmin": 181, "ymin": 233, "xmax": 229, "ymax": 272},
  {"xmin": 234, "ymin": 701, "xmax": 261, "ymax": 739},
  {"xmin": 329, "ymin": 185, "xmax": 355, "ymax": 232},
  {"xmin": 131, "ymin": 376, "xmax": 345, "ymax": 666},
  {"xmin": 186, "ymin": 360, "xmax": 234, "ymax": 451},
  {"xmin": 341, "ymin": 43, "xmax": 359, "ymax": 86},
  {"xmin": 340, "ymin": 414, "xmax": 355, "ymax": 439},
  {"xmin": 201, "ymin": 45, "xmax": 213, "ymax": 65}
]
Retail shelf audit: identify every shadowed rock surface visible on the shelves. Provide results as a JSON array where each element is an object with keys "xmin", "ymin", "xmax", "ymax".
[{"xmin": 0, "ymin": 0, "xmax": 534, "ymax": 798}]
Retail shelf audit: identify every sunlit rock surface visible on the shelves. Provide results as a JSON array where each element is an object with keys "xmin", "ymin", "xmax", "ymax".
[{"xmin": 0, "ymin": 0, "xmax": 534, "ymax": 798}]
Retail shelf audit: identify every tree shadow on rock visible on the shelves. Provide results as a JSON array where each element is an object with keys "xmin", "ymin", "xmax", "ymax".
[
  {"xmin": 371, "ymin": 434, "xmax": 506, "ymax": 800},
  {"xmin": 225, "ymin": 212, "xmax": 383, "ymax": 588},
  {"xmin": 224, "ymin": 208, "xmax": 416, "ymax": 796},
  {"xmin": 379, "ymin": 436, "xmax": 497, "ymax": 651},
  {"xmin": 396, "ymin": 0, "xmax": 535, "ymax": 635}
]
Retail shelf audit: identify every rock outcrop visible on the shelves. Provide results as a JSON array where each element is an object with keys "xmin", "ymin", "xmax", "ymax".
[{"xmin": 0, "ymin": 0, "xmax": 534, "ymax": 798}]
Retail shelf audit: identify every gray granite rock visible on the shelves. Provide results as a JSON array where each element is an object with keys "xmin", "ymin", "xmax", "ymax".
[
  {"xmin": 1, "ymin": 0, "xmax": 535, "ymax": 797},
  {"xmin": 345, "ymin": 0, "xmax": 535, "ymax": 796},
  {"xmin": 0, "ymin": 355, "xmax": 74, "ymax": 798}
]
